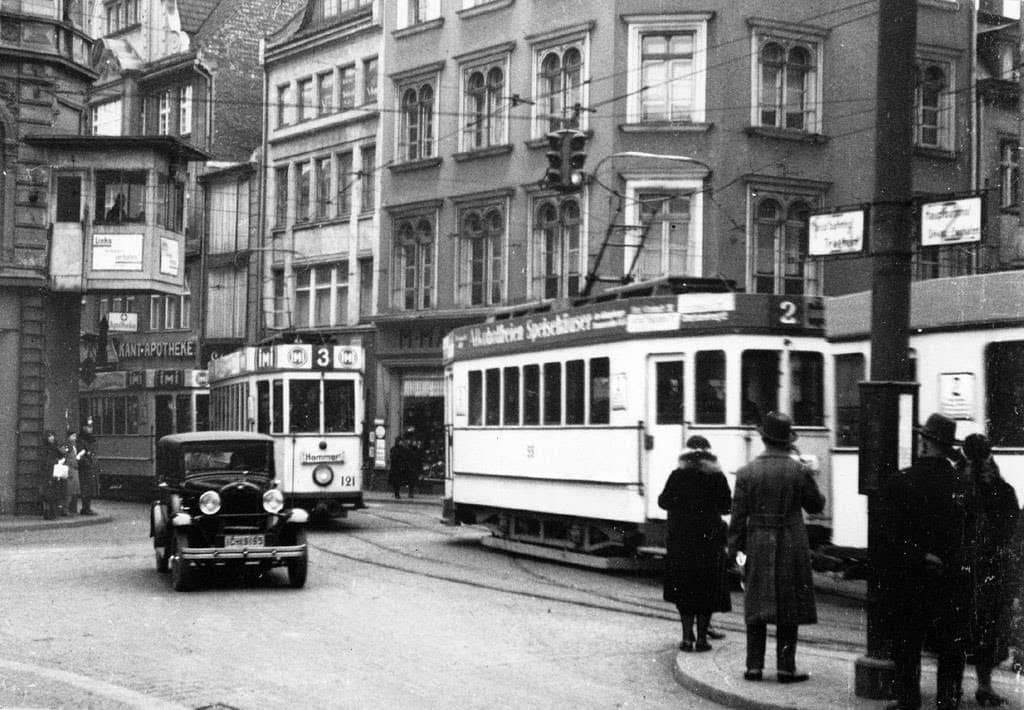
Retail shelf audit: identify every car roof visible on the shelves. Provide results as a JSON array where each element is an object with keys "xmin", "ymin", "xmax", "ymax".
[{"xmin": 158, "ymin": 431, "xmax": 275, "ymax": 446}]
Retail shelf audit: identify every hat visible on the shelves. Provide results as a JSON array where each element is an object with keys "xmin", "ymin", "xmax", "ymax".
[
  {"xmin": 914, "ymin": 412, "xmax": 961, "ymax": 449},
  {"xmin": 759, "ymin": 411, "xmax": 798, "ymax": 445},
  {"xmin": 685, "ymin": 435, "xmax": 711, "ymax": 451},
  {"xmin": 962, "ymin": 432, "xmax": 991, "ymax": 461}
]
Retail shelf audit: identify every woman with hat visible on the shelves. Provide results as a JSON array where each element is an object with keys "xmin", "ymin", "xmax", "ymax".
[
  {"xmin": 728, "ymin": 412, "xmax": 825, "ymax": 683},
  {"xmin": 658, "ymin": 435, "xmax": 732, "ymax": 652},
  {"xmin": 883, "ymin": 412, "xmax": 973, "ymax": 710}
]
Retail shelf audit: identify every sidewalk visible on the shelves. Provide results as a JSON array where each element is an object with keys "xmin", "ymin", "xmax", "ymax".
[{"xmin": 0, "ymin": 508, "xmax": 115, "ymax": 533}]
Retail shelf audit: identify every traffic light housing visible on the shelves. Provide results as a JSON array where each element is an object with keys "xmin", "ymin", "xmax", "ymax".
[{"xmin": 543, "ymin": 129, "xmax": 588, "ymax": 193}]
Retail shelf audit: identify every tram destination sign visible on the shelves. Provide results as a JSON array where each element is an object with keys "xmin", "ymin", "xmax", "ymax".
[
  {"xmin": 209, "ymin": 344, "xmax": 364, "ymax": 382},
  {"xmin": 443, "ymin": 293, "xmax": 823, "ymax": 362}
]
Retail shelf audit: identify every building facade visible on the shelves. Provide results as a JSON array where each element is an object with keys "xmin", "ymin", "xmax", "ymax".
[
  {"xmin": 259, "ymin": 0, "xmax": 381, "ymax": 468},
  {"xmin": 373, "ymin": 0, "xmax": 975, "ymax": 471}
]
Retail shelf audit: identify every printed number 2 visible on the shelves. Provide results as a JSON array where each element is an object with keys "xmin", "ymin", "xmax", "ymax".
[
  {"xmin": 778, "ymin": 300, "xmax": 798, "ymax": 325},
  {"xmin": 315, "ymin": 346, "xmax": 331, "ymax": 368}
]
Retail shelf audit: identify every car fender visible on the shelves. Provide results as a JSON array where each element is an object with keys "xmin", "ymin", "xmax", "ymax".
[
  {"xmin": 151, "ymin": 503, "xmax": 169, "ymax": 540},
  {"xmin": 287, "ymin": 508, "xmax": 309, "ymax": 525},
  {"xmin": 171, "ymin": 512, "xmax": 192, "ymax": 527}
]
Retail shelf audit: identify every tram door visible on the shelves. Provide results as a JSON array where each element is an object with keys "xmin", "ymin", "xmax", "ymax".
[{"xmin": 646, "ymin": 356, "xmax": 686, "ymax": 519}]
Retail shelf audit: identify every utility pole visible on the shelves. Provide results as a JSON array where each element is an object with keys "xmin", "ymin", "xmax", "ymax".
[{"xmin": 853, "ymin": 0, "xmax": 918, "ymax": 699}]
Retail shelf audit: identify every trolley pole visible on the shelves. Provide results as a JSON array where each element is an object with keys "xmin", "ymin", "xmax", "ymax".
[{"xmin": 853, "ymin": 0, "xmax": 917, "ymax": 699}]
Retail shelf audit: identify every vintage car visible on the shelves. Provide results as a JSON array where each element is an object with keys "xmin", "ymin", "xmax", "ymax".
[{"xmin": 150, "ymin": 432, "xmax": 309, "ymax": 591}]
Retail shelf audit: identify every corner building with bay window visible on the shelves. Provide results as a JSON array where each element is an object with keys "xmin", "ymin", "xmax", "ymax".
[{"xmin": 376, "ymin": 0, "xmax": 974, "ymax": 472}]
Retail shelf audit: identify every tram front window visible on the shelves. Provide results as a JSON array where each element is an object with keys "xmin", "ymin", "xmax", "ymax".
[
  {"xmin": 290, "ymin": 380, "xmax": 320, "ymax": 433},
  {"xmin": 325, "ymin": 380, "xmax": 356, "ymax": 432},
  {"xmin": 741, "ymin": 350, "xmax": 779, "ymax": 425}
]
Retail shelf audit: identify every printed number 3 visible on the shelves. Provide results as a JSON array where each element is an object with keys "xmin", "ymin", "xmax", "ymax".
[
  {"xmin": 778, "ymin": 300, "xmax": 798, "ymax": 325},
  {"xmin": 316, "ymin": 346, "xmax": 331, "ymax": 368}
]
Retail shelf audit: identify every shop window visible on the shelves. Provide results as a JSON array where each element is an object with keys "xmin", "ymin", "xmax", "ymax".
[
  {"xmin": 485, "ymin": 368, "xmax": 500, "ymax": 425},
  {"xmin": 543, "ymin": 362, "xmax": 561, "ymax": 425},
  {"xmin": 695, "ymin": 350, "xmax": 725, "ymax": 424},
  {"xmin": 95, "ymin": 170, "xmax": 146, "ymax": 224},
  {"xmin": 589, "ymin": 357, "xmax": 609, "ymax": 425},
  {"xmin": 503, "ymin": 366, "xmax": 520, "ymax": 425},
  {"xmin": 523, "ymin": 364, "xmax": 540, "ymax": 425},
  {"xmin": 741, "ymin": 350, "xmax": 779, "ymax": 425}
]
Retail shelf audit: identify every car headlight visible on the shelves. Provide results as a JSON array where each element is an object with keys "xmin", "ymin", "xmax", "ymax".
[
  {"xmin": 198, "ymin": 491, "xmax": 221, "ymax": 515},
  {"xmin": 312, "ymin": 464, "xmax": 334, "ymax": 487},
  {"xmin": 263, "ymin": 489, "xmax": 284, "ymax": 514}
]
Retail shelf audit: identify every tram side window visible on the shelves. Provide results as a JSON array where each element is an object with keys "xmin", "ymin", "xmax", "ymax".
[
  {"xmin": 741, "ymin": 350, "xmax": 779, "ymax": 425},
  {"xmin": 523, "ymin": 365, "xmax": 540, "ymax": 425},
  {"xmin": 656, "ymin": 361, "xmax": 684, "ymax": 425},
  {"xmin": 325, "ymin": 380, "xmax": 355, "ymax": 432},
  {"xmin": 695, "ymin": 351, "xmax": 726, "ymax": 424},
  {"xmin": 503, "ymin": 367, "xmax": 520, "ymax": 425},
  {"xmin": 290, "ymin": 380, "xmax": 320, "ymax": 433},
  {"xmin": 590, "ymin": 357, "xmax": 609, "ymax": 425},
  {"xmin": 986, "ymin": 341, "xmax": 1024, "ymax": 447},
  {"xmin": 272, "ymin": 380, "xmax": 284, "ymax": 434},
  {"xmin": 566, "ymin": 359, "xmax": 585, "ymax": 425},
  {"xmin": 790, "ymin": 351, "xmax": 824, "ymax": 426},
  {"xmin": 543, "ymin": 362, "xmax": 561, "ymax": 425},
  {"xmin": 834, "ymin": 353, "xmax": 864, "ymax": 446},
  {"xmin": 257, "ymin": 381, "xmax": 271, "ymax": 434},
  {"xmin": 84, "ymin": 395, "xmax": 141, "ymax": 435},
  {"xmin": 468, "ymin": 370, "xmax": 483, "ymax": 426},
  {"xmin": 485, "ymin": 368, "xmax": 500, "ymax": 426}
]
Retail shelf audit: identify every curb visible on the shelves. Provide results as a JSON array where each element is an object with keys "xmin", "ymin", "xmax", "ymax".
[
  {"xmin": 0, "ymin": 513, "xmax": 113, "ymax": 533},
  {"xmin": 672, "ymin": 658, "xmax": 798, "ymax": 710}
]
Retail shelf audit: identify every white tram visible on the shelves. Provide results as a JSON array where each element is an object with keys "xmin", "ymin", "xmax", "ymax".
[
  {"xmin": 442, "ymin": 279, "xmax": 830, "ymax": 563},
  {"xmin": 827, "ymin": 271, "xmax": 1024, "ymax": 548},
  {"xmin": 208, "ymin": 343, "xmax": 366, "ymax": 519}
]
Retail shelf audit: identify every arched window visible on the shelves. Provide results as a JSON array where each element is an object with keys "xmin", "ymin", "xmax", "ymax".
[
  {"xmin": 752, "ymin": 195, "xmax": 819, "ymax": 296},
  {"xmin": 758, "ymin": 40, "xmax": 816, "ymax": 130},
  {"xmin": 393, "ymin": 215, "xmax": 435, "ymax": 309},
  {"xmin": 917, "ymin": 64, "xmax": 947, "ymax": 148},
  {"xmin": 532, "ymin": 197, "xmax": 581, "ymax": 299},
  {"xmin": 458, "ymin": 206, "xmax": 505, "ymax": 305},
  {"xmin": 539, "ymin": 45, "xmax": 583, "ymax": 132},
  {"xmin": 400, "ymin": 83, "xmax": 435, "ymax": 161}
]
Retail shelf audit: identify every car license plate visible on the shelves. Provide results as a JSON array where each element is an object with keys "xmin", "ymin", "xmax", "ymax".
[{"xmin": 225, "ymin": 534, "xmax": 264, "ymax": 547}]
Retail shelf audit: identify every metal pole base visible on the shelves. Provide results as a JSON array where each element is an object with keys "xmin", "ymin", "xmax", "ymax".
[{"xmin": 854, "ymin": 654, "xmax": 895, "ymax": 699}]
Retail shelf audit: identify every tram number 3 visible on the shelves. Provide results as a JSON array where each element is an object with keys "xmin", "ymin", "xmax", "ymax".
[
  {"xmin": 315, "ymin": 345, "xmax": 331, "ymax": 369},
  {"xmin": 778, "ymin": 299, "xmax": 800, "ymax": 325}
]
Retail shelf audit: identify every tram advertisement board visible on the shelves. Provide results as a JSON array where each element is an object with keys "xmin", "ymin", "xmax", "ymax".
[{"xmin": 443, "ymin": 293, "xmax": 824, "ymax": 362}]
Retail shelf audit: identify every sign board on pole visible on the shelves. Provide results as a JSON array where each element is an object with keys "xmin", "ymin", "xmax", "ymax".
[
  {"xmin": 920, "ymin": 196, "xmax": 983, "ymax": 247},
  {"xmin": 808, "ymin": 210, "xmax": 866, "ymax": 256}
]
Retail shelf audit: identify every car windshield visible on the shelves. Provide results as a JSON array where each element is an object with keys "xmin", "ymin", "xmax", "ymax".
[{"xmin": 183, "ymin": 444, "xmax": 271, "ymax": 475}]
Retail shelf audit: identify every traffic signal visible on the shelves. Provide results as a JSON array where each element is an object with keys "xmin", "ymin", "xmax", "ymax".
[{"xmin": 543, "ymin": 129, "xmax": 588, "ymax": 193}]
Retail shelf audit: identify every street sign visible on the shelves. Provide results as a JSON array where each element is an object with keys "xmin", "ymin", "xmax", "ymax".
[
  {"xmin": 809, "ymin": 209, "xmax": 866, "ymax": 256},
  {"xmin": 920, "ymin": 196, "xmax": 983, "ymax": 247}
]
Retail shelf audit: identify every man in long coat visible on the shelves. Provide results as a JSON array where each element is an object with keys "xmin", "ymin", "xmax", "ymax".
[
  {"xmin": 883, "ymin": 412, "xmax": 973, "ymax": 710},
  {"xmin": 728, "ymin": 411, "xmax": 825, "ymax": 683}
]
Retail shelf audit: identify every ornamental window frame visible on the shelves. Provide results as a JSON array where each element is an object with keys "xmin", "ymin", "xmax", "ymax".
[
  {"xmin": 396, "ymin": 71, "xmax": 439, "ymax": 162},
  {"xmin": 747, "ymin": 187, "xmax": 822, "ymax": 297},
  {"xmin": 914, "ymin": 51, "xmax": 956, "ymax": 151},
  {"xmin": 530, "ymin": 28, "xmax": 590, "ymax": 136},
  {"xmin": 456, "ymin": 201, "xmax": 507, "ymax": 306},
  {"xmin": 623, "ymin": 176, "xmax": 705, "ymax": 282},
  {"xmin": 392, "ymin": 212, "xmax": 437, "ymax": 310},
  {"xmin": 749, "ymin": 20, "xmax": 825, "ymax": 134},
  {"xmin": 529, "ymin": 193, "xmax": 584, "ymax": 300},
  {"xmin": 625, "ymin": 14, "xmax": 709, "ymax": 125},
  {"xmin": 460, "ymin": 52, "xmax": 510, "ymax": 151}
]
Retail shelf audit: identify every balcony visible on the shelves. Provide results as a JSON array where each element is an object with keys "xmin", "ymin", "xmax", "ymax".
[{"xmin": 24, "ymin": 135, "xmax": 209, "ymax": 295}]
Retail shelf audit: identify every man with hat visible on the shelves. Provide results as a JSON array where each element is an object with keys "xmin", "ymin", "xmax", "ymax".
[
  {"xmin": 77, "ymin": 417, "xmax": 98, "ymax": 516},
  {"xmin": 883, "ymin": 412, "xmax": 973, "ymax": 710},
  {"xmin": 728, "ymin": 411, "xmax": 826, "ymax": 683}
]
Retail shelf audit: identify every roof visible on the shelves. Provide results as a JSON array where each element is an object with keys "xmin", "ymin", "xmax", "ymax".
[
  {"xmin": 178, "ymin": 0, "xmax": 224, "ymax": 33},
  {"xmin": 23, "ymin": 134, "xmax": 211, "ymax": 162},
  {"xmin": 158, "ymin": 431, "xmax": 275, "ymax": 446}
]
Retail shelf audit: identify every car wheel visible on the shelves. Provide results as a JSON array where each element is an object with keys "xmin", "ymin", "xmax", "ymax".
[
  {"xmin": 287, "ymin": 529, "xmax": 308, "ymax": 589},
  {"xmin": 171, "ymin": 531, "xmax": 194, "ymax": 592}
]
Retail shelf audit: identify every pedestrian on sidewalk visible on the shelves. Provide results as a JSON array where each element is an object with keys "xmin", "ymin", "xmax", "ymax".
[
  {"xmin": 77, "ymin": 418, "xmax": 99, "ymax": 516},
  {"xmin": 728, "ymin": 412, "xmax": 825, "ymax": 684},
  {"xmin": 38, "ymin": 430, "xmax": 67, "ymax": 520},
  {"xmin": 64, "ymin": 430, "xmax": 82, "ymax": 515},
  {"xmin": 388, "ymin": 436, "xmax": 422, "ymax": 499},
  {"xmin": 882, "ymin": 412, "xmax": 973, "ymax": 710},
  {"xmin": 658, "ymin": 435, "xmax": 732, "ymax": 653},
  {"xmin": 963, "ymin": 433, "xmax": 1018, "ymax": 707}
]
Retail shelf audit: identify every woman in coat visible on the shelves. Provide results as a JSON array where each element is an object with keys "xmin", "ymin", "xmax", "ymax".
[
  {"xmin": 963, "ymin": 434, "xmax": 1019, "ymax": 707},
  {"xmin": 658, "ymin": 435, "xmax": 732, "ymax": 652},
  {"xmin": 38, "ymin": 430, "xmax": 67, "ymax": 519},
  {"xmin": 64, "ymin": 430, "xmax": 81, "ymax": 515}
]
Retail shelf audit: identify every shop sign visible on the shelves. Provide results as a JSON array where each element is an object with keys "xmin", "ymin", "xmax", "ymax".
[
  {"xmin": 920, "ymin": 196, "xmax": 982, "ymax": 247},
  {"xmin": 108, "ymin": 312, "xmax": 138, "ymax": 332},
  {"xmin": 115, "ymin": 339, "xmax": 196, "ymax": 360},
  {"xmin": 92, "ymin": 234, "xmax": 143, "ymax": 270},
  {"xmin": 809, "ymin": 210, "xmax": 865, "ymax": 256}
]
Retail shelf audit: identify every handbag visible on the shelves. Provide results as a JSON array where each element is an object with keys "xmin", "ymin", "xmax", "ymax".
[{"xmin": 52, "ymin": 458, "xmax": 69, "ymax": 480}]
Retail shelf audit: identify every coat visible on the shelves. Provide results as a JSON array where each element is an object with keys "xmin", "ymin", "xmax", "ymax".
[
  {"xmin": 388, "ymin": 443, "xmax": 422, "ymax": 486},
  {"xmin": 658, "ymin": 451, "xmax": 732, "ymax": 613},
  {"xmin": 38, "ymin": 440, "xmax": 66, "ymax": 503},
  {"xmin": 728, "ymin": 448, "xmax": 825, "ymax": 626},
  {"xmin": 881, "ymin": 455, "xmax": 973, "ymax": 638}
]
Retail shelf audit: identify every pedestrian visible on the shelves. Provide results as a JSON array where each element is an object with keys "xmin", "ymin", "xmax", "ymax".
[
  {"xmin": 404, "ymin": 438, "xmax": 423, "ymax": 499},
  {"xmin": 388, "ymin": 437, "xmax": 410, "ymax": 499},
  {"xmin": 728, "ymin": 412, "xmax": 825, "ymax": 683},
  {"xmin": 64, "ymin": 430, "xmax": 82, "ymax": 515},
  {"xmin": 77, "ymin": 418, "xmax": 98, "ymax": 515},
  {"xmin": 883, "ymin": 412, "xmax": 973, "ymax": 710},
  {"xmin": 963, "ymin": 433, "xmax": 1018, "ymax": 707},
  {"xmin": 38, "ymin": 430, "xmax": 67, "ymax": 520},
  {"xmin": 658, "ymin": 435, "xmax": 732, "ymax": 652}
]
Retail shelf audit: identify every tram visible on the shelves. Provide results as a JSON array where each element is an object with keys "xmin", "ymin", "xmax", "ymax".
[
  {"xmin": 827, "ymin": 270, "xmax": 1024, "ymax": 548},
  {"xmin": 207, "ymin": 343, "xmax": 366, "ymax": 519},
  {"xmin": 441, "ymin": 278, "xmax": 830, "ymax": 565}
]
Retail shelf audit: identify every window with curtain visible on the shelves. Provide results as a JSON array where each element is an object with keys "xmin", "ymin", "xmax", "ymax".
[
  {"xmin": 399, "ymin": 82, "xmax": 435, "ymax": 161},
  {"xmin": 537, "ymin": 43, "xmax": 583, "ymax": 133},
  {"xmin": 532, "ymin": 196, "xmax": 581, "ymax": 299},
  {"xmin": 751, "ymin": 194, "xmax": 819, "ymax": 296},
  {"xmin": 393, "ymin": 215, "xmax": 435, "ymax": 310},
  {"xmin": 458, "ymin": 205, "xmax": 504, "ymax": 306},
  {"xmin": 463, "ymin": 61, "xmax": 506, "ymax": 149},
  {"xmin": 757, "ymin": 39, "xmax": 817, "ymax": 131}
]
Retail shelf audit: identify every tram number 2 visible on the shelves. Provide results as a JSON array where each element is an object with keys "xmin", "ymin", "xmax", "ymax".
[{"xmin": 774, "ymin": 298, "xmax": 801, "ymax": 326}]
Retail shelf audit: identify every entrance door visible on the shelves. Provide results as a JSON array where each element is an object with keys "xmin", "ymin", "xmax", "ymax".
[
  {"xmin": 155, "ymin": 395, "xmax": 174, "ymax": 440},
  {"xmin": 646, "ymin": 356, "xmax": 686, "ymax": 520}
]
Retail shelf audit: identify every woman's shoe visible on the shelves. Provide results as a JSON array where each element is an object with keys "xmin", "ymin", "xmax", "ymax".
[
  {"xmin": 743, "ymin": 669, "xmax": 763, "ymax": 681},
  {"xmin": 678, "ymin": 641, "xmax": 694, "ymax": 652},
  {"xmin": 777, "ymin": 671, "xmax": 810, "ymax": 683},
  {"xmin": 694, "ymin": 640, "xmax": 712, "ymax": 652},
  {"xmin": 976, "ymin": 689, "xmax": 1007, "ymax": 707}
]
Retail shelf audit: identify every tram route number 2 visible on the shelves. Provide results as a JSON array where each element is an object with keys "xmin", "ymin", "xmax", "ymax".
[{"xmin": 770, "ymin": 297, "xmax": 824, "ymax": 329}]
